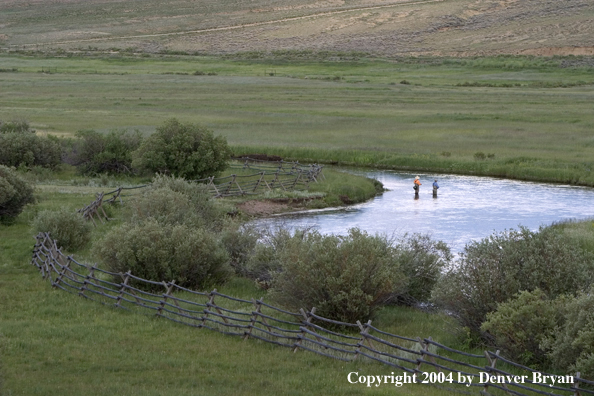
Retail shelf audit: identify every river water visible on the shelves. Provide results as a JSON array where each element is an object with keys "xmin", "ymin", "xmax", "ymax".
[{"xmin": 250, "ymin": 170, "xmax": 594, "ymax": 254}]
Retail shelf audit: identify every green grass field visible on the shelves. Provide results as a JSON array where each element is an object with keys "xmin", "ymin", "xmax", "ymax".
[
  {"xmin": 1, "ymin": 53, "xmax": 594, "ymax": 185},
  {"xmin": 0, "ymin": 180, "xmax": 461, "ymax": 396}
]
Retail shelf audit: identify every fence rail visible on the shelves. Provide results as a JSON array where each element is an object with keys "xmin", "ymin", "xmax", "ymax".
[
  {"xmin": 77, "ymin": 159, "xmax": 324, "ymax": 219},
  {"xmin": 31, "ymin": 232, "xmax": 592, "ymax": 395}
]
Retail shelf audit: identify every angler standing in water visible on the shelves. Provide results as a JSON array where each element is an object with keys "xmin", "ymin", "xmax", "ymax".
[
  {"xmin": 433, "ymin": 179, "xmax": 439, "ymax": 197},
  {"xmin": 413, "ymin": 176, "xmax": 421, "ymax": 197}
]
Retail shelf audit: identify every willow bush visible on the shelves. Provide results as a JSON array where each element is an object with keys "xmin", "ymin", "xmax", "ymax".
[
  {"xmin": 93, "ymin": 219, "xmax": 231, "ymax": 291},
  {"xmin": 132, "ymin": 118, "xmax": 230, "ymax": 179},
  {"xmin": 268, "ymin": 228, "xmax": 406, "ymax": 323},
  {"xmin": 0, "ymin": 165, "xmax": 35, "ymax": 224},
  {"xmin": 31, "ymin": 208, "xmax": 92, "ymax": 251},
  {"xmin": 432, "ymin": 226, "xmax": 594, "ymax": 337}
]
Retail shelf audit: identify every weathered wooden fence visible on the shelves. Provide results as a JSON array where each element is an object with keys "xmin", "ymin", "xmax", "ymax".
[
  {"xmin": 77, "ymin": 160, "xmax": 323, "ymax": 218},
  {"xmin": 196, "ymin": 159, "xmax": 324, "ymax": 197},
  {"xmin": 31, "ymin": 232, "xmax": 593, "ymax": 396}
]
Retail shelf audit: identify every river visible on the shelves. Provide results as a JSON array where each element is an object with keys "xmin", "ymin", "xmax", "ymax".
[{"xmin": 250, "ymin": 169, "xmax": 594, "ymax": 254}]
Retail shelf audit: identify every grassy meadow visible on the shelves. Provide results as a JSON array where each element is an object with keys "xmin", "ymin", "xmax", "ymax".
[
  {"xmin": 2, "ymin": 52, "xmax": 594, "ymax": 395},
  {"xmin": 0, "ymin": 176, "xmax": 461, "ymax": 396},
  {"xmin": 1, "ymin": 53, "xmax": 594, "ymax": 185}
]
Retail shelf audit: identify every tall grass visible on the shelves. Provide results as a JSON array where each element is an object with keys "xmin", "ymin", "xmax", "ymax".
[{"xmin": 1, "ymin": 54, "xmax": 593, "ymax": 185}]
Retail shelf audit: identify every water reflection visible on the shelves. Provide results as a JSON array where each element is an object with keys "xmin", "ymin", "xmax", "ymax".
[{"xmin": 250, "ymin": 170, "xmax": 594, "ymax": 254}]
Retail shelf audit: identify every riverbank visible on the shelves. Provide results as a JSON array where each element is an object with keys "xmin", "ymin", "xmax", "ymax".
[{"xmin": 231, "ymin": 146, "xmax": 594, "ymax": 188}]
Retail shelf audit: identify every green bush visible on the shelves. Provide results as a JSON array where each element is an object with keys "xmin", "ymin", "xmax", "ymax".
[
  {"xmin": 31, "ymin": 208, "xmax": 92, "ymax": 251},
  {"xmin": 242, "ymin": 227, "xmax": 298, "ymax": 285},
  {"xmin": 432, "ymin": 226, "xmax": 594, "ymax": 337},
  {"xmin": 481, "ymin": 289, "xmax": 563, "ymax": 367},
  {"xmin": 393, "ymin": 233, "xmax": 452, "ymax": 305},
  {"xmin": 127, "ymin": 175, "xmax": 227, "ymax": 232},
  {"xmin": 132, "ymin": 118, "xmax": 230, "ymax": 179},
  {"xmin": 544, "ymin": 289, "xmax": 594, "ymax": 378},
  {"xmin": 0, "ymin": 119, "xmax": 31, "ymax": 134},
  {"xmin": 70, "ymin": 129, "xmax": 142, "ymax": 175},
  {"xmin": 93, "ymin": 219, "xmax": 231, "ymax": 291},
  {"xmin": 0, "ymin": 165, "xmax": 35, "ymax": 223},
  {"xmin": 269, "ymin": 228, "xmax": 406, "ymax": 323},
  {"xmin": 219, "ymin": 225, "xmax": 259, "ymax": 276},
  {"xmin": 0, "ymin": 132, "xmax": 61, "ymax": 169}
]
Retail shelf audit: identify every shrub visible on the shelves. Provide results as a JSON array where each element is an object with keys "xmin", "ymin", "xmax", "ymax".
[
  {"xmin": 70, "ymin": 129, "xmax": 142, "ymax": 175},
  {"xmin": 242, "ymin": 227, "xmax": 299, "ymax": 285},
  {"xmin": 132, "ymin": 118, "xmax": 230, "ymax": 179},
  {"xmin": 0, "ymin": 119, "xmax": 32, "ymax": 134},
  {"xmin": 474, "ymin": 151, "xmax": 486, "ymax": 160},
  {"xmin": 93, "ymin": 219, "xmax": 231, "ymax": 291},
  {"xmin": 0, "ymin": 165, "xmax": 35, "ymax": 223},
  {"xmin": 269, "ymin": 228, "xmax": 407, "ymax": 323},
  {"xmin": 481, "ymin": 289, "xmax": 564, "ymax": 367},
  {"xmin": 219, "ymin": 225, "xmax": 260, "ymax": 276},
  {"xmin": 393, "ymin": 233, "xmax": 452, "ymax": 305},
  {"xmin": 127, "ymin": 175, "xmax": 227, "ymax": 232},
  {"xmin": 0, "ymin": 132, "xmax": 61, "ymax": 169},
  {"xmin": 544, "ymin": 289, "xmax": 594, "ymax": 378},
  {"xmin": 31, "ymin": 208, "xmax": 92, "ymax": 251},
  {"xmin": 432, "ymin": 226, "xmax": 594, "ymax": 337}
]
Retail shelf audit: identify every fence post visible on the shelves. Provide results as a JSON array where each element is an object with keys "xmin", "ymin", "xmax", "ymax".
[
  {"xmin": 572, "ymin": 372, "xmax": 581, "ymax": 396},
  {"xmin": 52, "ymin": 256, "xmax": 72, "ymax": 288},
  {"xmin": 115, "ymin": 271, "xmax": 131, "ymax": 308},
  {"xmin": 483, "ymin": 350, "xmax": 503, "ymax": 395},
  {"xmin": 253, "ymin": 172, "xmax": 265, "ymax": 192},
  {"xmin": 157, "ymin": 281, "xmax": 175, "ymax": 318},
  {"xmin": 293, "ymin": 307, "xmax": 315, "ymax": 353},
  {"xmin": 79, "ymin": 264, "xmax": 97, "ymax": 298},
  {"xmin": 244, "ymin": 298, "xmax": 262, "ymax": 340},
  {"xmin": 354, "ymin": 320, "xmax": 374, "ymax": 360}
]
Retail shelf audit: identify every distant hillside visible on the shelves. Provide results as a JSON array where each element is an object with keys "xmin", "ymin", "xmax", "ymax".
[{"xmin": 1, "ymin": 0, "xmax": 593, "ymax": 56}]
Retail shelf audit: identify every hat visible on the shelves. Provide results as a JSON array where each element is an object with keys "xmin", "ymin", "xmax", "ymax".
[{"xmin": 414, "ymin": 176, "xmax": 419, "ymax": 180}]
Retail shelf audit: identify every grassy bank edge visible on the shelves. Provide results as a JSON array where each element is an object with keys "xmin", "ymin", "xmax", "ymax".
[{"xmin": 232, "ymin": 146, "xmax": 594, "ymax": 187}]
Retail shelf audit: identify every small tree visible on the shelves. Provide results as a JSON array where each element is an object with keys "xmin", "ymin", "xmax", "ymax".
[
  {"xmin": 69, "ymin": 129, "xmax": 143, "ymax": 175},
  {"xmin": 0, "ymin": 165, "xmax": 35, "ymax": 223},
  {"xmin": 132, "ymin": 118, "xmax": 230, "ymax": 179}
]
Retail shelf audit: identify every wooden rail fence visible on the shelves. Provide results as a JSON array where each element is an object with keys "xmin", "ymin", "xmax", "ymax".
[
  {"xmin": 77, "ymin": 159, "xmax": 324, "ymax": 218},
  {"xmin": 31, "ymin": 232, "xmax": 593, "ymax": 396}
]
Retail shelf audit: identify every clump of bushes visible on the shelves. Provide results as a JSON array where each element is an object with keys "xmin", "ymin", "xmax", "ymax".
[
  {"xmin": 482, "ymin": 288, "xmax": 594, "ymax": 378},
  {"xmin": 0, "ymin": 165, "xmax": 35, "ymax": 223},
  {"xmin": 127, "ymin": 174, "xmax": 228, "ymax": 232},
  {"xmin": 132, "ymin": 118, "xmax": 230, "ymax": 179},
  {"xmin": 235, "ymin": 228, "xmax": 449, "ymax": 322},
  {"xmin": 481, "ymin": 289, "xmax": 563, "ymax": 367},
  {"xmin": 93, "ymin": 175, "xmax": 234, "ymax": 289},
  {"xmin": 31, "ymin": 208, "xmax": 92, "ymax": 251},
  {"xmin": 93, "ymin": 219, "xmax": 231, "ymax": 291},
  {"xmin": 268, "ymin": 228, "xmax": 407, "ymax": 323},
  {"xmin": 68, "ymin": 129, "xmax": 143, "ymax": 175},
  {"xmin": 433, "ymin": 226, "xmax": 594, "ymax": 337},
  {"xmin": 0, "ymin": 120, "xmax": 61, "ymax": 169},
  {"xmin": 393, "ymin": 233, "xmax": 452, "ymax": 305}
]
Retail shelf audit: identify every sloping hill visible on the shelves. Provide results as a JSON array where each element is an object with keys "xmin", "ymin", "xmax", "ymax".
[{"xmin": 1, "ymin": 0, "xmax": 593, "ymax": 56}]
